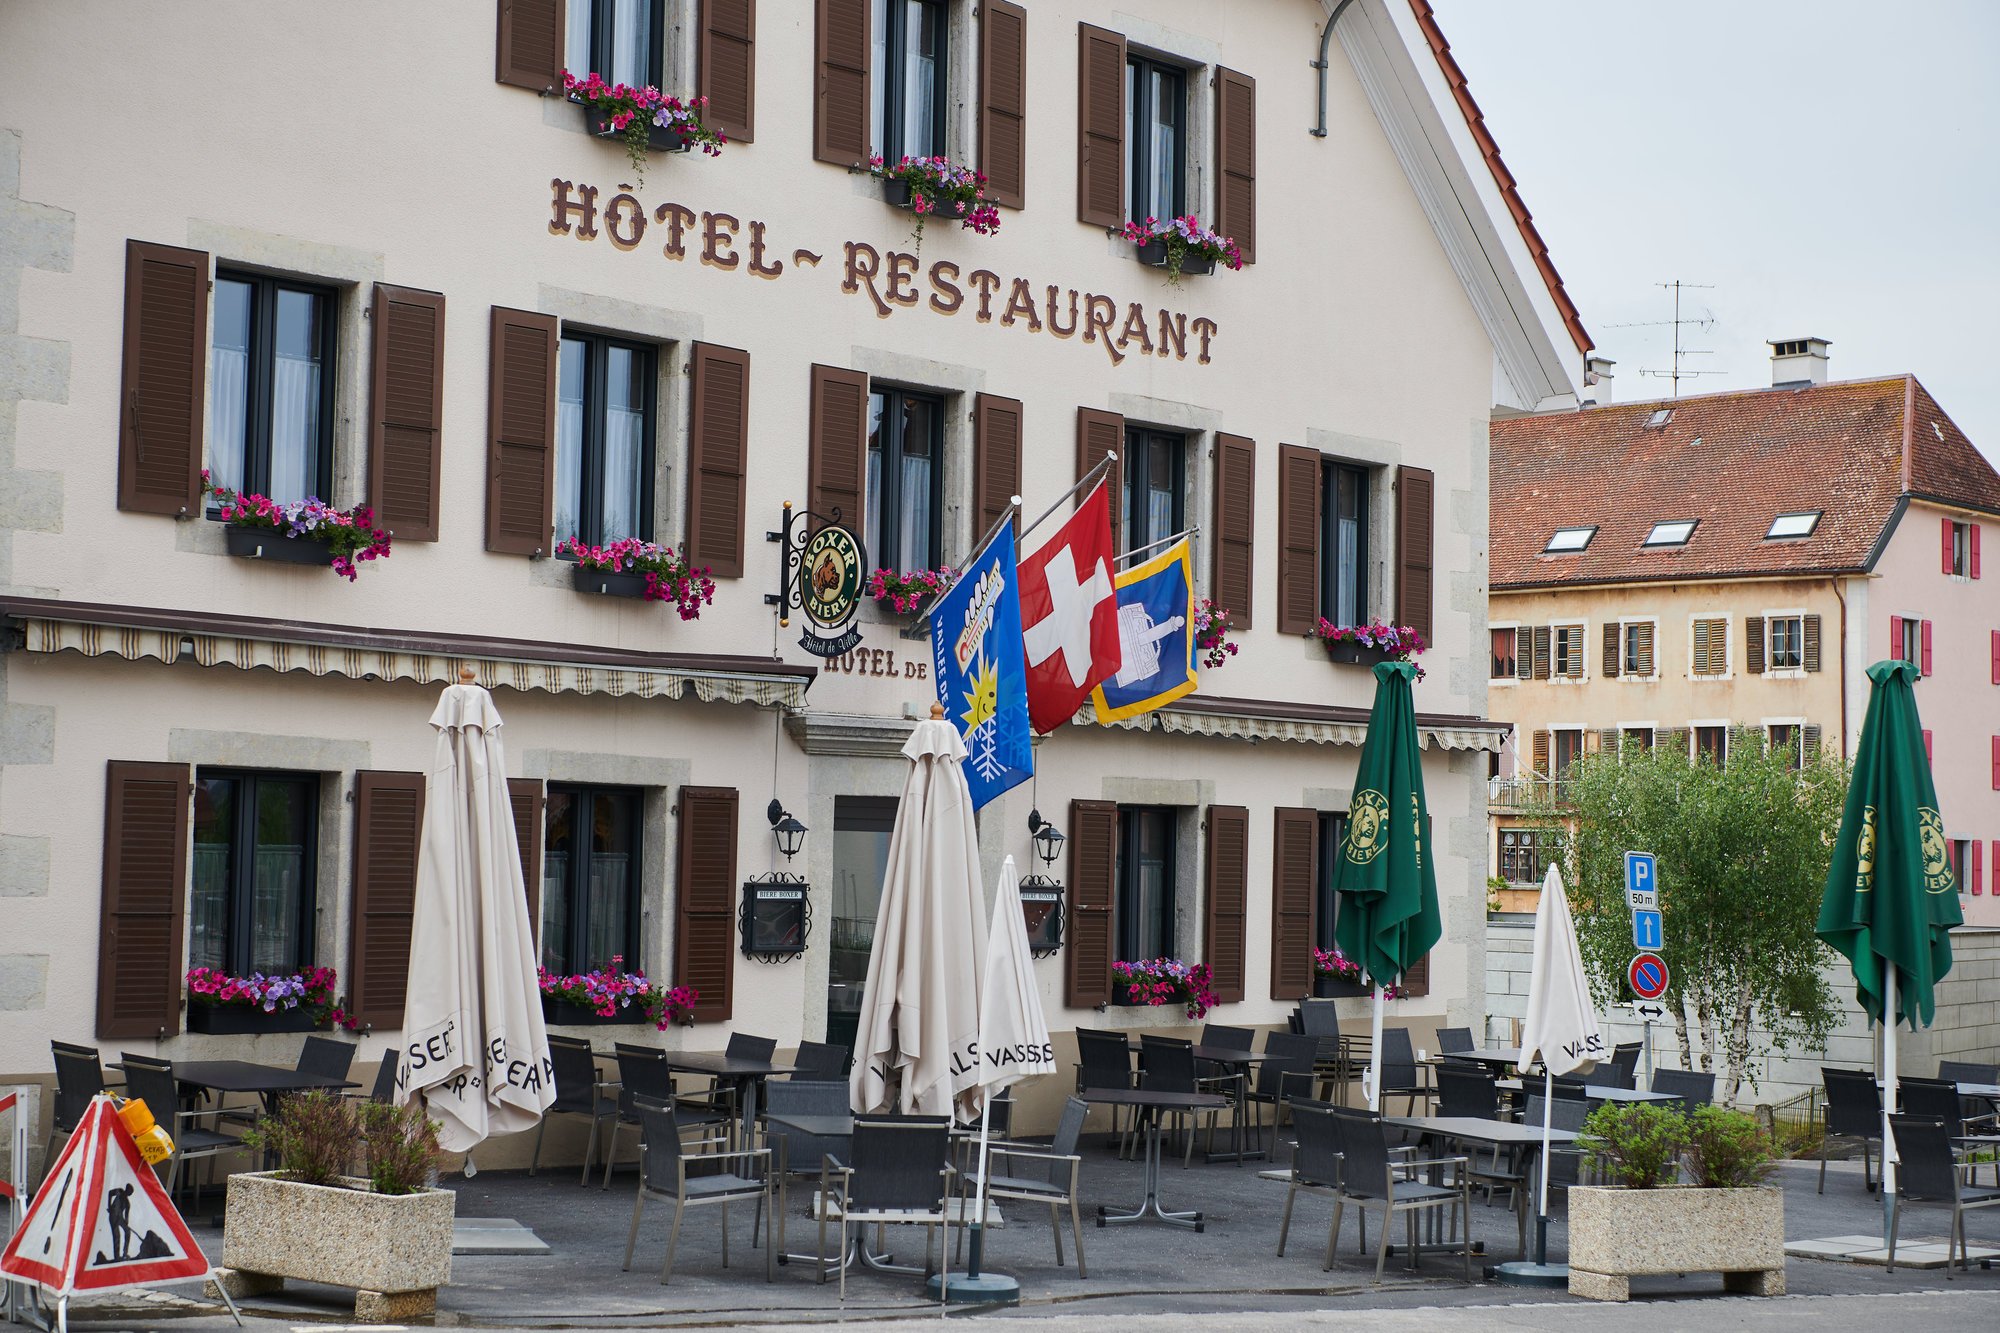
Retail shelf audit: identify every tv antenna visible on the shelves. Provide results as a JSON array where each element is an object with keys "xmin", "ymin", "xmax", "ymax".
[{"xmin": 1609, "ymin": 280, "xmax": 1724, "ymax": 398}]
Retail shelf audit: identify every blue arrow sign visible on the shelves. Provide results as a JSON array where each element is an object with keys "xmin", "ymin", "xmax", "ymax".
[{"xmin": 1632, "ymin": 908, "xmax": 1663, "ymax": 952}]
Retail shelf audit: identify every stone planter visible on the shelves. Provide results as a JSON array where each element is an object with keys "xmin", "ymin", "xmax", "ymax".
[
  {"xmin": 217, "ymin": 1172, "xmax": 454, "ymax": 1319},
  {"xmin": 186, "ymin": 1003, "xmax": 320, "ymax": 1035},
  {"xmin": 1567, "ymin": 1184, "xmax": 1786, "ymax": 1301},
  {"xmin": 1313, "ymin": 974, "xmax": 1371, "ymax": 999},
  {"xmin": 1134, "ymin": 237, "xmax": 1215, "ymax": 276},
  {"xmin": 542, "ymin": 995, "xmax": 651, "ymax": 1026},
  {"xmin": 580, "ymin": 101, "xmax": 690, "ymax": 153},
  {"xmin": 569, "ymin": 564, "xmax": 653, "ymax": 600},
  {"xmin": 222, "ymin": 525, "xmax": 335, "ymax": 566},
  {"xmin": 1321, "ymin": 638, "xmax": 1392, "ymax": 667}
]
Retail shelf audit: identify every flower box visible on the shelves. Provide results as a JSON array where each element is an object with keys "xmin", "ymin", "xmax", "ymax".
[
  {"xmin": 1324, "ymin": 639, "xmax": 1391, "ymax": 666},
  {"xmin": 1567, "ymin": 1185, "xmax": 1786, "ymax": 1301},
  {"xmin": 1312, "ymin": 975, "xmax": 1372, "ymax": 999},
  {"xmin": 541, "ymin": 996, "xmax": 650, "ymax": 1026},
  {"xmin": 880, "ymin": 178, "xmax": 972, "ymax": 221},
  {"xmin": 1135, "ymin": 238, "xmax": 1214, "ymax": 276},
  {"xmin": 581, "ymin": 101, "xmax": 690, "ymax": 153},
  {"xmin": 569, "ymin": 565, "xmax": 653, "ymax": 600},
  {"xmin": 188, "ymin": 1003, "xmax": 321, "ymax": 1035},
  {"xmin": 223, "ymin": 525, "xmax": 336, "ymax": 566},
  {"xmin": 220, "ymin": 1172, "xmax": 454, "ymax": 1316}
]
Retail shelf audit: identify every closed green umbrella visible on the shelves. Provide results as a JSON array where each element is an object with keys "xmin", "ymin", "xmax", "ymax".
[
  {"xmin": 1332, "ymin": 661, "xmax": 1442, "ymax": 1109},
  {"xmin": 1815, "ymin": 659, "xmax": 1960, "ymax": 1233}
]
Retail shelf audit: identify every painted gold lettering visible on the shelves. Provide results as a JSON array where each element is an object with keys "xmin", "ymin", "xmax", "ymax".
[
  {"xmin": 701, "ymin": 212, "xmax": 741, "ymax": 269},
  {"xmin": 550, "ymin": 178, "xmax": 599, "ymax": 239},
  {"xmin": 748, "ymin": 220, "xmax": 785, "ymax": 278},
  {"xmin": 1116, "ymin": 301, "xmax": 1154, "ymax": 355},
  {"xmin": 1001, "ymin": 278, "xmax": 1043, "ymax": 332},
  {"xmin": 886, "ymin": 251, "xmax": 920, "ymax": 307},
  {"xmin": 653, "ymin": 202, "xmax": 696, "ymax": 259},
  {"xmin": 928, "ymin": 261, "xmax": 964, "ymax": 314},
  {"xmin": 843, "ymin": 241, "xmax": 892, "ymax": 318},
  {"xmin": 604, "ymin": 192, "xmax": 646, "ymax": 250},
  {"xmin": 1192, "ymin": 316, "xmax": 1218, "ymax": 365},
  {"xmin": 1045, "ymin": 286, "xmax": 1079, "ymax": 338},
  {"xmin": 967, "ymin": 269, "xmax": 1003, "ymax": 323}
]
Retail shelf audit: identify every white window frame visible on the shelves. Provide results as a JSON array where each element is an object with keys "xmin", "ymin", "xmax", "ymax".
[
  {"xmin": 1688, "ymin": 612, "xmax": 1732, "ymax": 680},
  {"xmin": 1689, "ymin": 718, "xmax": 1731, "ymax": 764},
  {"xmin": 1618, "ymin": 617, "xmax": 1660, "ymax": 680},
  {"xmin": 1489, "ymin": 621, "xmax": 1520, "ymax": 685},
  {"xmin": 1550, "ymin": 621, "xmax": 1588, "ymax": 682},
  {"xmin": 1948, "ymin": 520, "xmax": 1974, "ymax": 580},
  {"xmin": 1761, "ymin": 608, "xmax": 1809, "ymax": 677},
  {"xmin": 1550, "ymin": 723, "xmax": 1587, "ymax": 775},
  {"xmin": 1617, "ymin": 722, "xmax": 1657, "ymax": 756}
]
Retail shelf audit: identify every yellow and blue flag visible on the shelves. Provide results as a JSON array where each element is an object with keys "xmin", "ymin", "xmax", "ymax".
[
  {"xmin": 1091, "ymin": 540, "xmax": 1198, "ymax": 724},
  {"xmin": 930, "ymin": 525, "xmax": 1033, "ymax": 808}
]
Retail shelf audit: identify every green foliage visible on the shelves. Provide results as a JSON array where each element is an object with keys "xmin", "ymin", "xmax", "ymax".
[
  {"xmin": 1683, "ymin": 1105, "xmax": 1780, "ymax": 1187},
  {"xmin": 1487, "ymin": 874, "xmax": 1508, "ymax": 914},
  {"xmin": 1579, "ymin": 1101, "xmax": 1689, "ymax": 1189},
  {"xmin": 1521, "ymin": 729, "xmax": 1848, "ymax": 1100},
  {"xmin": 242, "ymin": 1091, "xmax": 354, "ymax": 1188},
  {"xmin": 357, "ymin": 1100, "xmax": 443, "ymax": 1196}
]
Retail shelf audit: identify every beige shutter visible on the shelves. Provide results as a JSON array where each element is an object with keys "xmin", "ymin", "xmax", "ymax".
[
  {"xmin": 1802, "ymin": 613, "xmax": 1822, "ymax": 672},
  {"xmin": 1602, "ymin": 623, "xmax": 1620, "ymax": 679},
  {"xmin": 1746, "ymin": 616, "xmax": 1766, "ymax": 674},
  {"xmin": 1636, "ymin": 622, "xmax": 1656, "ymax": 676},
  {"xmin": 1515, "ymin": 625, "xmax": 1533, "ymax": 680},
  {"xmin": 1532, "ymin": 626, "xmax": 1551, "ymax": 680}
]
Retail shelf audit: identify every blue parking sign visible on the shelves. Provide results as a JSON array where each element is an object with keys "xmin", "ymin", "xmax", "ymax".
[
  {"xmin": 1632, "ymin": 909, "xmax": 1663, "ymax": 952},
  {"xmin": 1625, "ymin": 851, "xmax": 1656, "ymax": 906}
]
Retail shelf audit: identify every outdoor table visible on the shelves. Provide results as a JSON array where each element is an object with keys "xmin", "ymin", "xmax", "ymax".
[
  {"xmin": 1385, "ymin": 1115, "xmax": 1578, "ymax": 1261},
  {"xmin": 662, "ymin": 1053, "xmax": 795, "ymax": 1147},
  {"xmin": 1079, "ymin": 1087, "xmax": 1228, "ymax": 1230},
  {"xmin": 1124, "ymin": 1039, "xmax": 1272, "ymax": 1163},
  {"xmin": 1432, "ymin": 1048, "xmax": 1526, "ymax": 1071},
  {"xmin": 762, "ymin": 1111, "xmax": 975, "ymax": 1275},
  {"xmin": 134, "ymin": 1059, "xmax": 358, "ymax": 1123},
  {"xmin": 1494, "ymin": 1080, "xmax": 1677, "ymax": 1104}
]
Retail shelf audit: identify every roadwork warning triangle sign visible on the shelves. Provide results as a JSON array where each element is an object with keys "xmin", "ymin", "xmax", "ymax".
[{"xmin": 1, "ymin": 1094, "xmax": 209, "ymax": 1296}]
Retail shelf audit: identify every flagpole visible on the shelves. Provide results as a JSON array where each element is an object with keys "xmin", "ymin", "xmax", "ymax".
[
  {"xmin": 1115, "ymin": 525, "xmax": 1202, "ymax": 569},
  {"xmin": 1881, "ymin": 968, "xmax": 1897, "ymax": 1241},
  {"xmin": 1019, "ymin": 453, "xmax": 1117, "ymax": 543}
]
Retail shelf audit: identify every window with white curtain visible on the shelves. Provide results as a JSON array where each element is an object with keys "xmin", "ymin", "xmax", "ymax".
[
  {"xmin": 206, "ymin": 272, "xmax": 335, "ymax": 504},
  {"xmin": 564, "ymin": 0, "xmax": 664, "ymax": 87},
  {"xmin": 555, "ymin": 332, "xmax": 656, "ymax": 546},
  {"xmin": 871, "ymin": 0, "xmax": 948, "ymax": 161},
  {"xmin": 866, "ymin": 387, "xmax": 943, "ymax": 570}
]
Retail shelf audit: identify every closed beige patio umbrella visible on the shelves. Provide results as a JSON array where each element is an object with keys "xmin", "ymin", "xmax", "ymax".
[{"xmin": 398, "ymin": 671, "xmax": 554, "ymax": 1154}]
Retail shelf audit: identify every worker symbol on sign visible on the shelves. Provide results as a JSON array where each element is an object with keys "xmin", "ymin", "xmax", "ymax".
[{"xmin": 1628, "ymin": 953, "xmax": 1670, "ymax": 1001}]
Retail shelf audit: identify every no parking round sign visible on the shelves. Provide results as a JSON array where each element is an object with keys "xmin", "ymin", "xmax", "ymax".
[{"xmin": 1627, "ymin": 952, "xmax": 1670, "ymax": 1001}]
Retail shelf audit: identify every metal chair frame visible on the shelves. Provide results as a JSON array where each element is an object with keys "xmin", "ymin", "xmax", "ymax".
[
  {"xmin": 530, "ymin": 1033, "xmax": 619, "ymax": 1184},
  {"xmin": 815, "ymin": 1115, "xmax": 955, "ymax": 1301},
  {"xmin": 957, "ymin": 1096, "xmax": 1090, "ymax": 1278},
  {"xmin": 1819, "ymin": 1066, "xmax": 1883, "ymax": 1195},
  {"xmin": 1885, "ymin": 1114, "xmax": 2000, "ymax": 1274},
  {"xmin": 620, "ymin": 1102, "xmax": 773, "ymax": 1285},
  {"xmin": 1326, "ymin": 1105, "xmax": 1473, "ymax": 1283}
]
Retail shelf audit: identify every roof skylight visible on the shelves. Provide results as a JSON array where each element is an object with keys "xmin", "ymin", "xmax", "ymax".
[
  {"xmin": 1643, "ymin": 520, "xmax": 1697, "ymax": 547},
  {"xmin": 1643, "ymin": 408, "xmax": 1672, "ymax": 429},
  {"xmin": 1765, "ymin": 511, "xmax": 1822, "ymax": 540},
  {"xmin": 1544, "ymin": 526, "xmax": 1597, "ymax": 553}
]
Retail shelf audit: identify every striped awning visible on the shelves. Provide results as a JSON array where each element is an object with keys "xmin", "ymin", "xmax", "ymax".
[{"xmin": 1077, "ymin": 697, "xmax": 1506, "ymax": 752}]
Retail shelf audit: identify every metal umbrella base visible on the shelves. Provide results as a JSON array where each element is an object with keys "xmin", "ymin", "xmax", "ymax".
[
  {"xmin": 922, "ymin": 1224, "xmax": 1020, "ymax": 1305},
  {"xmin": 1493, "ymin": 1259, "xmax": 1569, "ymax": 1287}
]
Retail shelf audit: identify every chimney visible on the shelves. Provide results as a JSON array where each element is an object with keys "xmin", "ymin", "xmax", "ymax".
[
  {"xmin": 1581, "ymin": 354, "xmax": 1615, "ymax": 405},
  {"xmin": 1769, "ymin": 337, "xmax": 1830, "ymax": 388}
]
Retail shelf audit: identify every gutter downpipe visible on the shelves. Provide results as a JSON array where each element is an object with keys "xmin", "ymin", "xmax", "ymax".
[{"xmin": 1312, "ymin": 0, "xmax": 1360, "ymax": 137}]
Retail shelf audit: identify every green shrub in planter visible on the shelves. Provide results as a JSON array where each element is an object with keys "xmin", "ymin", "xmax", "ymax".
[
  {"xmin": 1684, "ymin": 1104, "xmax": 1780, "ymax": 1188},
  {"xmin": 1578, "ymin": 1101, "xmax": 1688, "ymax": 1188}
]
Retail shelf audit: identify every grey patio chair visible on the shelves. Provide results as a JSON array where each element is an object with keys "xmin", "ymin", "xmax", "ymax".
[
  {"xmin": 296, "ymin": 1034, "xmax": 357, "ymax": 1081},
  {"xmin": 1327, "ymin": 1104, "xmax": 1473, "ymax": 1282},
  {"xmin": 1434, "ymin": 1063, "xmax": 1522, "ymax": 1217},
  {"xmin": 816, "ymin": 1114, "xmax": 955, "ymax": 1301},
  {"xmin": 1523, "ymin": 1093, "xmax": 1592, "ymax": 1191},
  {"xmin": 1073, "ymin": 1026, "xmax": 1135, "ymax": 1145},
  {"xmin": 1885, "ymin": 1114, "xmax": 2000, "ymax": 1274},
  {"xmin": 957, "ymin": 1096, "xmax": 1090, "ymax": 1278},
  {"xmin": 621, "ymin": 1102, "xmax": 772, "ymax": 1285},
  {"xmin": 1648, "ymin": 1066, "xmax": 1715, "ymax": 1112},
  {"xmin": 1937, "ymin": 1060, "xmax": 2000, "ymax": 1137},
  {"xmin": 1243, "ymin": 1032, "xmax": 1321, "ymax": 1157},
  {"xmin": 1194, "ymin": 1024, "xmax": 1253, "ymax": 1154},
  {"xmin": 119, "ymin": 1053, "xmax": 247, "ymax": 1206},
  {"xmin": 47, "ymin": 1041, "xmax": 111, "ymax": 1179},
  {"xmin": 1138, "ymin": 1034, "xmax": 1200, "ymax": 1166},
  {"xmin": 353, "ymin": 1050, "xmax": 397, "ymax": 1104},
  {"xmin": 753, "ymin": 1077, "xmax": 851, "ymax": 1246},
  {"xmin": 1435, "ymin": 1026, "xmax": 1475, "ymax": 1055},
  {"xmin": 1819, "ymin": 1066, "xmax": 1883, "ymax": 1194},
  {"xmin": 1275, "ymin": 1100, "xmax": 1346, "ymax": 1270},
  {"xmin": 790, "ymin": 1040, "xmax": 849, "ymax": 1082},
  {"xmin": 1609, "ymin": 1042, "xmax": 1642, "ymax": 1089},
  {"xmin": 685, "ymin": 1031, "xmax": 780, "ymax": 1126},
  {"xmin": 602, "ymin": 1043, "xmax": 680, "ymax": 1189},
  {"xmin": 1377, "ymin": 1028, "xmax": 1427, "ymax": 1116},
  {"xmin": 531, "ymin": 1034, "xmax": 618, "ymax": 1183}
]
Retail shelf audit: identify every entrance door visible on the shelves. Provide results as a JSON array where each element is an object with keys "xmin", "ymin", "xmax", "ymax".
[{"xmin": 825, "ymin": 796, "xmax": 898, "ymax": 1055}]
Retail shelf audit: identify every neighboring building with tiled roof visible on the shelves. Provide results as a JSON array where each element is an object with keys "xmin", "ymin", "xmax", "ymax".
[{"xmin": 1485, "ymin": 347, "xmax": 2000, "ymax": 931}]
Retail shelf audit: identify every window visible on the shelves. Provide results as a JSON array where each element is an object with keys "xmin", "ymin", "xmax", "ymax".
[
  {"xmin": 1552, "ymin": 624, "xmax": 1586, "ymax": 679},
  {"xmin": 828, "ymin": 796, "xmax": 898, "ymax": 1053},
  {"xmin": 208, "ymin": 272, "xmax": 336, "ymax": 504},
  {"xmin": 1125, "ymin": 54, "xmax": 1186, "ymax": 223},
  {"xmin": 1768, "ymin": 616, "xmax": 1805, "ymax": 670},
  {"xmin": 1123, "ymin": 427, "xmax": 1186, "ymax": 554},
  {"xmin": 1768, "ymin": 724, "xmax": 1802, "ymax": 769},
  {"xmin": 1897, "ymin": 617, "xmax": 1922, "ymax": 666},
  {"xmin": 1948, "ymin": 520, "xmax": 1975, "ymax": 577},
  {"xmin": 1621, "ymin": 622, "xmax": 1656, "ymax": 676},
  {"xmin": 1950, "ymin": 839, "xmax": 1970, "ymax": 893},
  {"xmin": 1692, "ymin": 617, "xmax": 1729, "ymax": 675},
  {"xmin": 1316, "ymin": 812, "xmax": 1347, "ymax": 951},
  {"xmin": 1766, "ymin": 511, "xmax": 1822, "ymax": 540},
  {"xmin": 871, "ymin": 0, "xmax": 948, "ymax": 161},
  {"xmin": 1498, "ymin": 826, "xmax": 1545, "ymax": 885},
  {"xmin": 1643, "ymin": 408, "xmax": 1672, "ymax": 429},
  {"xmin": 555, "ymin": 333, "xmax": 656, "ymax": 547},
  {"xmin": 1621, "ymin": 726, "xmax": 1655, "ymax": 754},
  {"xmin": 540, "ymin": 785, "xmax": 643, "ymax": 976},
  {"xmin": 1552, "ymin": 729, "xmax": 1584, "ymax": 774},
  {"xmin": 565, "ymin": 0, "xmax": 663, "ymax": 88},
  {"xmin": 1320, "ymin": 461, "xmax": 1370, "ymax": 626},
  {"xmin": 1643, "ymin": 520, "xmax": 1696, "ymax": 547},
  {"xmin": 867, "ymin": 388, "xmax": 945, "ymax": 570},
  {"xmin": 190, "ymin": 771, "xmax": 318, "ymax": 976},
  {"xmin": 1490, "ymin": 627, "xmax": 1518, "ymax": 679},
  {"xmin": 1116, "ymin": 806, "xmax": 1177, "ymax": 962},
  {"xmin": 1544, "ymin": 526, "xmax": 1596, "ymax": 553},
  {"xmin": 1695, "ymin": 726, "xmax": 1727, "ymax": 764}
]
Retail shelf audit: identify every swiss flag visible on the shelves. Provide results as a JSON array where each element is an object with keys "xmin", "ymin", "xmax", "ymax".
[{"xmin": 1019, "ymin": 482, "xmax": 1122, "ymax": 732}]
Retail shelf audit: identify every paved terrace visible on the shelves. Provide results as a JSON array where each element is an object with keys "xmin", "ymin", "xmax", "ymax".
[{"xmin": 53, "ymin": 1134, "xmax": 2000, "ymax": 1329}]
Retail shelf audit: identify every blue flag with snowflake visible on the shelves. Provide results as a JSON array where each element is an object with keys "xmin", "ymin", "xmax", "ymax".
[{"xmin": 930, "ymin": 526, "xmax": 1032, "ymax": 809}]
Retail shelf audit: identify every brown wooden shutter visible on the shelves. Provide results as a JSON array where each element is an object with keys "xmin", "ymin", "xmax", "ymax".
[
  {"xmin": 1746, "ymin": 616, "xmax": 1766, "ymax": 674},
  {"xmin": 1276, "ymin": 444, "xmax": 1321, "ymax": 636},
  {"xmin": 1531, "ymin": 730, "xmax": 1550, "ymax": 776},
  {"xmin": 118, "ymin": 241, "xmax": 208, "ymax": 517},
  {"xmin": 485, "ymin": 306, "xmax": 558, "ymax": 555},
  {"xmin": 1657, "ymin": 727, "xmax": 1687, "ymax": 757},
  {"xmin": 688, "ymin": 343, "xmax": 751, "ymax": 577},
  {"xmin": 1212, "ymin": 434, "xmax": 1255, "ymax": 628},
  {"xmin": 1532, "ymin": 625, "xmax": 1551, "ymax": 679},
  {"xmin": 98, "ymin": 761, "xmax": 190, "ymax": 1040},
  {"xmin": 1202, "ymin": 806, "xmax": 1248, "ymax": 1004},
  {"xmin": 495, "ymin": 0, "xmax": 563, "ymax": 92},
  {"xmin": 348, "ymin": 771, "xmax": 425, "ymax": 1031},
  {"xmin": 1402, "ymin": 952, "xmax": 1431, "ymax": 997},
  {"xmin": 367, "ymin": 284, "xmax": 445, "ymax": 542},
  {"xmin": 972, "ymin": 393, "xmax": 1023, "ymax": 539},
  {"xmin": 1515, "ymin": 626, "xmax": 1533, "ymax": 680},
  {"xmin": 1214, "ymin": 68, "xmax": 1256, "ymax": 264},
  {"xmin": 814, "ymin": 0, "xmax": 870, "ymax": 165},
  {"xmin": 1395, "ymin": 465, "xmax": 1435, "ymax": 640},
  {"xmin": 979, "ymin": 0, "xmax": 1028, "ymax": 209},
  {"xmin": 1076, "ymin": 23, "xmax": 1126, "ymax": 227},
  {"xmin": 1636, "ymin": 622, "xmax": 1656, "ymax": 676},
  {"xmin": 1075, "ymin": 407, "xmax": 1124, "ymax": 549},
  {"xmin": 508, "ymin": 778, "xmax": 544, "ymax": 947},
  {"xmin": 1065, "ymin": 799, "xmax": 1117, "ymax": 1008},
  {"xmin": 1269, "ymin": 808, "xmax": 1317, "ymax": 1000},
  {"xmin": 675, "ymin": 786, "xmax": 739, "ymax": 1022},
  {"xmin": 699, "ymin": 0, "xmax": 757, "ymax": 143},
  {"xmin": 1803, "ymin": 723, "xmax": 1823, "ymax": 756},
  {"xmin": 808, "ymin": 364, "xmax": 869, "ymax": 531},
  {"xmin": 1602, "ymin": 622, "xmax": 1620, "ymax": 679},
  {"xmin": 1803, "ymin": 613, "xmax": 1822, "ymax": 672}
]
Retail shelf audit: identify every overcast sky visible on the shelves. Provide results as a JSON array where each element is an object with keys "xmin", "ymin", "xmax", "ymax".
[{"xmin": 1433, "ymin": 1, "xmax": 2000, "ymax": 462}]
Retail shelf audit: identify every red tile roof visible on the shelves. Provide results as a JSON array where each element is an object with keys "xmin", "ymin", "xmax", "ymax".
[
  {"xmin": 1406, "ymin": 0, "xmax": 1593, "ymax": 355},
  {"xmin": 1490, "ymin": 376, "xmax": 2000, "ymax": 591}
]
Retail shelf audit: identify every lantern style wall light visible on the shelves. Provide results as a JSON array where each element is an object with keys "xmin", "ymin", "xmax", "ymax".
[
  {"xmin": 742, "ymin": 799, "xmax": 812, "ymax": 962},
  {"xmin": 1021, "ymin": 808, "xmax": 1066, "ymax": 958}
]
